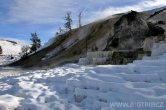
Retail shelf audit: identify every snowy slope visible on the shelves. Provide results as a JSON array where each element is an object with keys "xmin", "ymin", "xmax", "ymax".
[
  {"xmin": 0, "ymin": 43, "xmax": 166, "ymax": 110},
  {"xmin": 0, "ymin": 39, "xmax": 26, "ymax": 55},
  {"xmin": 0, "ymin": 39, "xmax": 28, "ymax": 65}
]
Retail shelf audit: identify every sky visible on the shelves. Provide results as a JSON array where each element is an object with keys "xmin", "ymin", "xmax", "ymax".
[{"xmin": 0, "ymin": 0, "xmax": 166, "ymax": 44}]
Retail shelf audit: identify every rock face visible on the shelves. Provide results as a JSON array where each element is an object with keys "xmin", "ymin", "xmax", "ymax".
[
  {"xmin": 106, "ymin": 11, "xmax": 164, "ymax": 50},
  {"xmin": 148, "ymin": 22, "xmax": 165, "ymax": 36}
]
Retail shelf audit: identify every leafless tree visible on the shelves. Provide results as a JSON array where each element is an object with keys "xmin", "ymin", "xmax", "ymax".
[
  {"xmin": 19, "ymin": 46, "xmax": 30, "ymax": 58},
  {"xmin": 78, "ymin": 11, "xmax": 83, "ymax": 28}
]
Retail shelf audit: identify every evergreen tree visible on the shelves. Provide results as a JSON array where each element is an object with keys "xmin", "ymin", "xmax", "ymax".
[
  {"xmin": 64, "ymin": 12, "xmax": 72, "ymax": 33},
  {"xmin": 30, "ymin": 32, "xmax": 41, "ymax": 53}
]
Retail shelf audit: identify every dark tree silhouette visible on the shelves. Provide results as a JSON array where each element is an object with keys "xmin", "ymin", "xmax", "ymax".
[
  {"xmin": 30, "ymin": 32, "xmax": 41, "ymax": 53},
  {"xmin": 64, "ymin": 12, "xmax": 72, "ymax": 33}
]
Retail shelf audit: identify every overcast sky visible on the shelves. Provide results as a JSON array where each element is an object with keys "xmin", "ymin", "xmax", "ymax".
[{"xmin": 0, "ymin": 0, "xmax": 166, "ymax": 44}]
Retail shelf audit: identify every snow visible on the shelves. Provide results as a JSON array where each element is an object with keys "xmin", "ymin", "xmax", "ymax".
[
  {"xmin": 0, "ymin": 39, "xmax": 26, "ymax": 55},
  {"xmin": 0, "ymin": 55, "xmax": 16, "ymax": 65},
  {"xmin": 0, "ymin": 42, "xmax": 166, "ymax": 110},
  {"xmin": 0, "ymin": 94, "xmax": 22, "ymax": 110},
  {"xmin": 151, "ymin": 41, "xmax": 166, "ymax": 57},
  {"xmin": 0, "ymin": 39, "xmax": 28, "ymax": 65}
]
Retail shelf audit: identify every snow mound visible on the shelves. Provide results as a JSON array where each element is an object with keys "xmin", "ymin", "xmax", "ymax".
[
  {"xmin": 0, "ymin": 94, "xmax": 22, "ymax": 110},
  {"xmin": 0, "ymin": 42, "xmax": 166, "ymax": 110}
]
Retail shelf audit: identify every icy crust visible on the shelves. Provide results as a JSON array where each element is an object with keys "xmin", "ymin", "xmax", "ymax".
[{"xmin": 0, "ymin": 43, "xmax": 166, "ymax": 110}]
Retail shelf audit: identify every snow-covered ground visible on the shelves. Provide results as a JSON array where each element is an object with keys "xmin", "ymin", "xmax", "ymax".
[{"xmin": 0, "ymin": 43, "xmax": 166, "ymax": 110}]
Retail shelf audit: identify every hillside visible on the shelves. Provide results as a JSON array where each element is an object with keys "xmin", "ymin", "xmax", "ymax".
[
  {"xmin": 0, "ymin": 39, "xmax": 26, "ymax": 55},
  {"xmin": 10, "ymin": 6, "xmax": 166, "ymax": 67},
  {"xmin": 0, "ymin": 39, "xmax": 27, "ymax": 65}
]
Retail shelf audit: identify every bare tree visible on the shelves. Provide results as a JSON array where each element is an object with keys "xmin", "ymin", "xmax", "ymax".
[
  {"xmin": 64, "ymin": 11, "xmax": 72, "ymax": 33},
  {"xmin": 19, "ymin": 46, "xmax": 30, "ymax": 58},
  {"xmin": 78, "ymin": 11, "xmax": 83, "ymax": 28}
]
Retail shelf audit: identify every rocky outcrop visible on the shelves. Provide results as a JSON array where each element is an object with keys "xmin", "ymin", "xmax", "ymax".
[
  {"xmin": 106, "ymin": 11, "xmax": 149, "ymax": 50},
  {"xmin": 106, "ymin": 11, "xmax": 165, "ymax": 51},
  {"xmin": 147, "ymin": 22, "xmax": 165, "ymax": 36}
]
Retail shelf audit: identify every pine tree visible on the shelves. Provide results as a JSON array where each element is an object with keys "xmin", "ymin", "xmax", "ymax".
[
  {"xmin": 64, "ymin": 12, "xmax": 72, "ymax": 33},
  {"xmin": 30, "ymin": 32, "xmax": 41, "ymax": 53}
]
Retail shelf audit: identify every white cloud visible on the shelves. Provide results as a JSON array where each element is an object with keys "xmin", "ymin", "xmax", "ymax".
[
  {"xmin": 89, "ymin": 0, "xmax": 166, "ymax": 22},
  {"xmin": 8, "ymin": 0, "xmax": 78, "ymax": 24},
  {"xmin": 6, "ymin": 0, "xmax": 166, "ymax": 24},
  {"xmin": 7, "ymin": 0, "xmax": 107, "ymax": 24}
]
